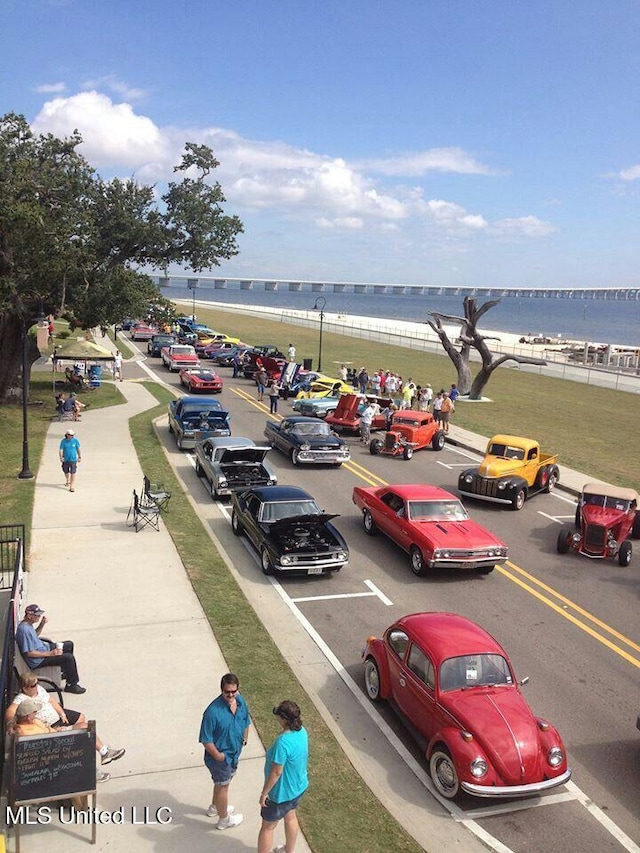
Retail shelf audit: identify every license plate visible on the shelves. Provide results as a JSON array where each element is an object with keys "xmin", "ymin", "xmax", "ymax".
[{"xmin": 307, "ymin": 566, "xmax": 323, "ymax": 575}]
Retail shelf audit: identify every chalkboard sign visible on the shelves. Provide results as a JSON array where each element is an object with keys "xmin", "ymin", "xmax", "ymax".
[{"xmin": 12, "ymin": 723, "xmax": 96, "ymax": 804}]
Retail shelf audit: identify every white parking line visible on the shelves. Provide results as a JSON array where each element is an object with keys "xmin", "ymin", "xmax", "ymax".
[
  {"xmin": 538, "ymin": 511, "xmax": 575, "ymax": 524},
  {"xmin": 436, "ymin": 460, "xmax": 470, "ymax": 470},
  {"xmin": 363, "ymin": 578, "xmax": 393, "ymax": 605},
  {"xmin": 291, "ymin": 579, "xmax": 394, "ymax": 606}
]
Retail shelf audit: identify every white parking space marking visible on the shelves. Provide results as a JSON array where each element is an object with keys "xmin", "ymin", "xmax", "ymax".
[
  {"xmin": 448, "ymin": 445, "xmax": 482, "ymax": 461},
  {"xmin": 291, "ymin": 579, "xmax": 393, "ymax": 606},
  {"xmin": 539, "ymin": 511, "xmax": 575, "ymax": 524},
  {"xmin": 436, "ymin": 460, "xmax": 470, "ymax": 470},
  {"xmin": 564, "ymin": 780, "xmax": 640, "ymax": 853},
  {"xmin": 464, "ymin": 790, "xmax": 577, "ymax": 819}
]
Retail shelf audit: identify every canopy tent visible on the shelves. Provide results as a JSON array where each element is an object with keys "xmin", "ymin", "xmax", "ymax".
[{"xmin": 52, "ymin": 339, "xmax": 115, "ymax": 391}]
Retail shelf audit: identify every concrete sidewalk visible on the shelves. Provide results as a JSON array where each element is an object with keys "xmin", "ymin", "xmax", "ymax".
[{"xmin": 16, "ymin": 378, "xmax": 308, "ymax": 853}]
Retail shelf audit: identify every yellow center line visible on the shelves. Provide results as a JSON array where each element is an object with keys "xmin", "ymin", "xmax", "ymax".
[{"xmin": 497, "ymin": 562, "xmax": 640, "ymax": 668}]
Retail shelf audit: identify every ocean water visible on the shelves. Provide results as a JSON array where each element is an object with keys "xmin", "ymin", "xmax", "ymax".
[{"xmin": 165, "ymin": 283, "xmax": 640, "ymax": 348}]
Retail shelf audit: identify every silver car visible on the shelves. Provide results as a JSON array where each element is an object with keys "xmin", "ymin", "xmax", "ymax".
[{"xmin": 194, "ymin": 437, "xmax": 277, "ymax": 499}]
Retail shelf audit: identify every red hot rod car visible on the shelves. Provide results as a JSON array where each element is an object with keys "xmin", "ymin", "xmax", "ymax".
[
  {"xmin": 556, "ymin": 482, "xmax": 640, "ymax": 566},
  {"xmin": 369, "ymin": 410, "xmax": 445, "ymax": 459}
]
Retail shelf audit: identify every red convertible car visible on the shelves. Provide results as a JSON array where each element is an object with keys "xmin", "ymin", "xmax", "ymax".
[
  {"xmin": 179, "ymin": 368, "xmax": 224, "ymax": 393},
  {"xmin": 352, "ymin": 484, "xmax": 508, "ymax": 575},
  {"xmin": 362, "ymin": 612, "xmax": 571, "ymax": 799}
]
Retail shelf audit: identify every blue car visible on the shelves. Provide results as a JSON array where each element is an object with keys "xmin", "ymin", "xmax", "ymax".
[{"xmin": 168, "ymin": 396, "xmax": 230, "ymax": 450}]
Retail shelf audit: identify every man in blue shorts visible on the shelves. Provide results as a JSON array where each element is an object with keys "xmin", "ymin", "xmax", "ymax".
[
  {"xmin": 59, "ymin": 428, "xmax": 81, "ymax": 491},
  {"xmin": 199, "ymin": 672, "xmax": 250, "ymax": 830}
]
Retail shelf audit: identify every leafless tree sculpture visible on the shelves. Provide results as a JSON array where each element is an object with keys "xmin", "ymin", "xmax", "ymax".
[{"xmin": 427, "ymin": 296, "xmax": 547, "ymax": 400}]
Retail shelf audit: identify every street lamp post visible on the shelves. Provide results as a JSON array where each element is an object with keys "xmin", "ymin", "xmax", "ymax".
[
  {"xmin": 313, "ymin": 297, "xmax": 326, "ymax": 372},
  {"xmin": 187, "ymin": 278, "xmax": 199, "ymax": 323}
]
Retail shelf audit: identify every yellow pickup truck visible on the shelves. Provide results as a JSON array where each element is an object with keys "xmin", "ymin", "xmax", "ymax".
[{"xmin": 458, "ymin": 434, "xmax": 560, "ymax": 511}]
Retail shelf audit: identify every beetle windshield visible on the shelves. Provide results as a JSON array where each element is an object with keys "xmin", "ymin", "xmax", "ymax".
[
  {"xmin": 260, "ymin": 499, "xmax": 321, "ymax": 522},
  {"xmin": 408, "ymin": 500, "xmax": 469, "ymax": 522},
  {"xmin": 439, "ymin": 654, "xmax": 513, "ymax": 691}
]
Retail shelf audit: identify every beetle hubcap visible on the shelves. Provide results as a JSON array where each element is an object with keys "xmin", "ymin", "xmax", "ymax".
[
  {"xmin": 434, "ymin": 755, "xmax": 457, "ymax": 792},
  {"xmin": 365, "ymin": 662, "xmax": 379, "ymax": 697}
]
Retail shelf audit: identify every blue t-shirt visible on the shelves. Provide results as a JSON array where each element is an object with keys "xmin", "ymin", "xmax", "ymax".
[
  {"xmin": 199, "ymin": 694, "xmax": 250, "ymax": 768},
  {"xmin": 59, "ymin": 436, "xmax": 81, "ymax": 462},
  {"xmin": 15, "ymin": 621, "xmax": 50, "ymax": 667},
  {"xmin": 264, "ymin": 726, "xmax": 309, "ymax": 803}
]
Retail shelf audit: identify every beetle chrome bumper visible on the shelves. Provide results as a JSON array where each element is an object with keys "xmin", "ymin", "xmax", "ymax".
[{"xmin": 461, "ymin": 768, "xmax": 571, "ymax": 798}]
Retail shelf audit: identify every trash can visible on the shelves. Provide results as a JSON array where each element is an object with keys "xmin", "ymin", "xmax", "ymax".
[
  {"xmin": 303, "ymin": 358, "xmax": 313, "ymax": 371},
  {"xmin": 88, "ymin": 365, "xmax": 102, "ymax": 388}
]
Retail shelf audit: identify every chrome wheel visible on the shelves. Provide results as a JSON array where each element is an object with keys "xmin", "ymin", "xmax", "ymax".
[
  {"xmin": 430, "ymin": 748, "xmax": 460, "ymax": 799},
  {"xmin": 364, "ymin": 658, "xmax": 381, "ymax": 702}
]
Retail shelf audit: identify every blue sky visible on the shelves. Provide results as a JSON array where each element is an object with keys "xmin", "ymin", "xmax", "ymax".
[{"xmin": 5, "ymin": 0, "xmax": 640, "ymax": 288}]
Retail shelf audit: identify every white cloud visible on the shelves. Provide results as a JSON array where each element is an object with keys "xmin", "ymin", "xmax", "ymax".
[
  {"xmin": 34, "ymin": 82, "xmax": 67, "ymax": 94},
  {"xmin": 618, "ymin": 164, "xmax": 640, "ymax": 181},
  {"xmin": 82, "ymin": 75, "xmax": 149, "ymax": 102},
  {"xmin": 492, "ymin": 216, "xmax": 556, "ymax": 238},
  {"xmin": 358, "ymin": 147, "xmax": 499, "ymax": 176},
  {"xmin": 30, "ymin": 90, "xmax": 552, "ymax": 244},
  {"xmin": 31, "ymin": 92, "xmax": 170, "ymax": 167}
]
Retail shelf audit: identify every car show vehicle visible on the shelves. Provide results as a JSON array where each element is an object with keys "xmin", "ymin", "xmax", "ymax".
[
  {"xmin": 230, "ymin": 485, "xmax": 349, "ymax": 575},
  {"xmin": 161, "ymin": 344, "xmax": 200, "ymax": 372},
  {"xmin": 168, "ymin": 396, "xmax": 230, "ymax": 450},
  {"xmin": 147, "ymin": 333, "xmax": 177, "ymax": 356},
  {"xmin": 194, "ymin": 437, "xmax": 277, "ymax": 499},
  {"xmin": 179, "ymin": 367, "xmax": 224, "ymax": 393},
  {"xmin": 352, "ymin": 483, "xmax": 508, "ymax": 576},
  {"xmin": 130, "ymin": 323, "xmax": 156, "ymax": 341},
  {"xmin": 292, "ymin": 395, "xmax": 342, "ymax": 418},
  {"xmin": 368, "ymin": 410, "xmax": 445, "ymax": 459},
  {"xmin": 294, "ymin": 377, "xmax": 353, "ymax": 399},
  {"xmin": 325, "ymin": 394, "xmax": 394, "ymax": 433},
  {"xmin": 362, "ymin": 612, "xmax": 571, "ymax": 799},
  {"xmin": 556, "ymin": 482, "xmax": 640, "ymax": 566},
  {"xmin": 458, "ymin": 434, "xmax": 560, "ymax": 511},
  {"xmin": 207, "ymin": 344, "xmax": 251, "ymax": 366},
  {"xmin": 242, "ymin": 352, "xmax": 286, "ymax": 380},
  {"xmin": 265, "ymin": 416, "xmax": 351, "ymax": 466}
]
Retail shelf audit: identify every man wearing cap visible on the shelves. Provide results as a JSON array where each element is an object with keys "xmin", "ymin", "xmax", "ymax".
[
  {"xmin": 15, "ymin": 604, "xmax": 86, "ymax": 694},
  {"xmin": 59, "ymin": 428, "xmax": 81, "ymax": 491}
]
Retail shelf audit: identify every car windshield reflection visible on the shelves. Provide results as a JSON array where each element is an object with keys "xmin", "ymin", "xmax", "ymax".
[
  {"xmin": 583, "ymin": 493, "xmax": 632, "ymax": 512},
  {"xmin": 408, "ymin": 500, "xmax": 469, "ymax": 522},
  {"xmin": 439, "ymin": 654, "xmax": 513, "ymax": 691},
  {"xmin": 292, "ymin": 423, "xmax": 331, "ymax": 437},
  {"xmin": 488, "ymin": 443, "xmax": 525, "ymax": 460},
  {"xmin": 260, "ymin": 499, "xmax": 321, "ymax": 522}
]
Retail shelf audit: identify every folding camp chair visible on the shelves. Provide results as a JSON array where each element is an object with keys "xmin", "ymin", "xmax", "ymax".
[
  {"xmin": 143, "ymin": 475, "xmax": 171, "ymax": 513},
  {"xmin": 127, "ymin": 489, "xmax": 161, "ymax": 532}
]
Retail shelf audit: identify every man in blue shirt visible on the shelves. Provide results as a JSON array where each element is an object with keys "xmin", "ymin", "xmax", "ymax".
[
  {"xmin": 59, "ymin": 428, "xmax": 81, "ymax": 491},
  {"xmin": 199, "ymin": 672, "xmax": 250, "ymax": 830},
  {"xmin": 15, "ymin": 604, "xmax": 86, "ymax": 694}
]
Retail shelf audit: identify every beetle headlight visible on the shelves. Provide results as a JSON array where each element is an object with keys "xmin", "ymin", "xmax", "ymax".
[
  {"xmin": 547, "ymin": 746, "xmax": 563, "ymax": 767},
  {"xmin": 470, "ymin": 758, "xmax": 488, "ymax": 778}
]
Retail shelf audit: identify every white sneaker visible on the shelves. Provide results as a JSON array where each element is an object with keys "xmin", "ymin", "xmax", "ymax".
[
  {"xmin": 216, "ymin": 813, "xmax": 243, "ymax": 830},
  {"xmin": 206, "ymin": 804, "xmax": 234, "ymax": 818}
]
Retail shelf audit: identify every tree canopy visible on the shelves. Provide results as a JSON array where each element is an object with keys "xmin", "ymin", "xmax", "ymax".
[{"xmin": 0, "ymin": 112, "xmax": 243, "ymax": 401}]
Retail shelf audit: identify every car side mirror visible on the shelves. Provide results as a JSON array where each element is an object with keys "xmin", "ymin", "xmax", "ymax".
[{"xmin": 519, "ymin": 676, "xmax": 529, "ymax": 687}]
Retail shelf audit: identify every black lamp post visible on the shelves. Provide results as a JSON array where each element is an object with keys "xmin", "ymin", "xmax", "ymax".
[
  {"xmin": 313, "ymin": 296, "xmax": 326, "ymax": 372},
  {"xmin": 18, "ymin": 306, "xmax": 47, "ymax": 480}
]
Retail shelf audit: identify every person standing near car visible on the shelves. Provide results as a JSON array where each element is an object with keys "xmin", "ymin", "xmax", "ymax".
[
  {"xmin": 257, "ymin": 700, "xmax": 309, "ymax": 853},
  {"xmin": 256, "ymin": 368, "xmax": 268, "ymax": 402},
  {"xmin": 440, "ymin": 392, "xmax": 455, "ymax": 435},
  {"xmin": 59, "ymin": 428, "xmax": 81, "ymax": 491},
  {"xmin": 359, "ymin": 400, "xmax": 378, "ymax": 445},
  {"xmin": 268, "ymin": 378, "xmax": 282, "ymax": 414},
  {"xmin": 200, "ymin": 672, "xmax": 250, "ymax": 831}
]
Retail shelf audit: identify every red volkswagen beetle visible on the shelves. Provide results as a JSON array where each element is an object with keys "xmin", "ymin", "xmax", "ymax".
[{"xmin": 362, "ymin": 612, "xmax": 571, "ymax": 799}]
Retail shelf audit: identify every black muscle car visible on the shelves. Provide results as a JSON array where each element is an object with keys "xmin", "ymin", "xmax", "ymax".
[{"xmin": 264, "ymin": 416, "xmax": 350, "ymax": 466}]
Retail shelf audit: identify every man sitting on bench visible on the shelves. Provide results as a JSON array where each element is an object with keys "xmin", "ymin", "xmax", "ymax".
[{"xmin": 15, "ymin": 604, "xmax": 87, "ymax": 695}]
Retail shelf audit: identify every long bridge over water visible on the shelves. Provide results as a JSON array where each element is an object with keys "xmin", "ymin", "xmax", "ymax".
[{"xmin": 157, "ymin": 275, "xmax": 640, "ymax": 300}]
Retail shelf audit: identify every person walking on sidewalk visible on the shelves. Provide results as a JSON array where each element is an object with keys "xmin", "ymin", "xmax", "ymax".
[
  {"xmin": 200, "ymin": 672, "xmax": 250, "ymax": 830},
  {"xmin": 113, "ymin": 350, "xmax": 123, "ymax": 381},
  {"xmin": 258, "ymin": 700, "xmax": 309, "ymax": 853},
  {"xmin": 15, "ymin": 604, "xmax": 86, "ymax": 694},
  {"xmin": 59, "ymin": 428, "xmax": 81, "ymax": 491}
]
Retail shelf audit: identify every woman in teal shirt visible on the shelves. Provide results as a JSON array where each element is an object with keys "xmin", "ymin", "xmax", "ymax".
[{"xmin": 258, "ymin": 700, "xmax": 309, "ymax": 853}]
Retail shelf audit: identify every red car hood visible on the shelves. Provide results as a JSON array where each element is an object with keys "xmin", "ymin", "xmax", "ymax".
[
  {"xmin": 419, "ymin": 519, "xmax": 504, "ymax": 549},
  {"xmin": 443, "ymin": 689, "xmax": 545, "ymax": 783}
]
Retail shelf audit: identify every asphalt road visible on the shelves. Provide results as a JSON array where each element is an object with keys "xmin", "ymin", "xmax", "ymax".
[{"xmin": 138, "ymin": 345, "xmax": 640, "ymax": 853}]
